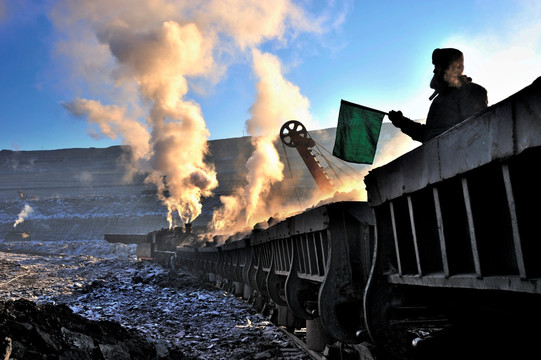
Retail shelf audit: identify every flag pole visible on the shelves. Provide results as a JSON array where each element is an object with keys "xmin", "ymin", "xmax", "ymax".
[{"xmin": 340, "ymin": 99, "xmax": 388, "ymax": 116}]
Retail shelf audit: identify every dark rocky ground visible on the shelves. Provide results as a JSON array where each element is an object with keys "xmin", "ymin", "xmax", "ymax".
[
  {"xmin": 0, "ymin": 241, "xmax": 313, "ymax": 360},
  {"xmin": 0, "ymin": 298, "xmax": 180, "ymax": 360}
]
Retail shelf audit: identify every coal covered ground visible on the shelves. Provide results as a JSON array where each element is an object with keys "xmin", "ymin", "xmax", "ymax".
[{"xmin": 0, "ymin": 240, "xmax": 312, "ymax": 360}]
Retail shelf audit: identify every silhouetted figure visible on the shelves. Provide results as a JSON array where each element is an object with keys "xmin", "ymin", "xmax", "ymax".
[{"xmin": 389, "ymin": 48, "xmax": 488, "ymax": 143}]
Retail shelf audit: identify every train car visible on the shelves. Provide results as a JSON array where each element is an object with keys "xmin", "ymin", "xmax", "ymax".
[
  {"xmin": 176, "ymin": 201, "xmax": 375, "ymax": 354},
  {"xmin": 364, "ymin": 76, "xmax": 541, "ymax": 359},
  {"xmin": 251, "ymin": 202, "xmax": 374, "ymax": 348},
  {"xmin": 136, "ymin": 223, "xmax": 200, "ymax": 266}
]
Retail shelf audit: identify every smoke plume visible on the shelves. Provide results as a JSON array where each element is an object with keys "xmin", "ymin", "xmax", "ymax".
[
  {"xmin": 211, "ymin": 49, "xmax": 316, "ymax": 233},
  {"xmin": 54, "ymin": 2, "xmax": 221, "ymax": 227},
  {"xmin": 51, "ymin": 0, "xmax": 326, "ymax": 230},
  {"xmin": 13, "ymin": 204, "xmax": 33, "ymax": 228}
]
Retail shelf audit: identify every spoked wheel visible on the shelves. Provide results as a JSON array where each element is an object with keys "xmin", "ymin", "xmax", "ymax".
[{"xmin": 280, "ymin": 120, "xmax": 308, "ymax": 148}]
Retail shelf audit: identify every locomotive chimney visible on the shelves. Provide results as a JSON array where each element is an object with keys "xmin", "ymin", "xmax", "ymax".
[{"xmin": 185, "ymin": 223, "xmax": 192, "ymax": 234}]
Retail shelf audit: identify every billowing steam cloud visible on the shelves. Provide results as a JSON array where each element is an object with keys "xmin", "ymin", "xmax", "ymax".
[
  {"xmin": 211, "ymin": 49, "xmax": 314, "ymax": 232},
  {"xmin": 13, "ymin": 204, "xmax": 33, "ymax": 228},
  {"xmin": 51, "ymin": 0, "xmax": 326, "ymax": 230},
  {"xmin": 59, "ymin": 14, "xmax": 220, "ymax": 226}
]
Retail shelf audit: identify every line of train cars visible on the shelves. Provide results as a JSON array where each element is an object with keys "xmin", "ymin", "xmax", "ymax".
[{"xmin": 138, "ymin": 77, "xmax": 541, "ymax": 359}]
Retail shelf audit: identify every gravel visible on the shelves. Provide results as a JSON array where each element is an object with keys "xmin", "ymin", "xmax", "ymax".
[{"xmin": 0, "ymin": 240, "xmax": 312, "ymax": 360}]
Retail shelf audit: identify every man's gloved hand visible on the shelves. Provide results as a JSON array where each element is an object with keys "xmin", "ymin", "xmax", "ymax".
[{"xmin": 388, "ymin": 110, "xmax": 404, "ymax": 128}]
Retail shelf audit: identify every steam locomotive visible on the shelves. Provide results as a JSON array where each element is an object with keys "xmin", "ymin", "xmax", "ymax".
[{"xmin": 143, "ymin": 77, "xmax": 541, "ymax": 359}]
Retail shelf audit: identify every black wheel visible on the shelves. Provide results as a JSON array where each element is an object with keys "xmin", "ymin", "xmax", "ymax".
[{"xmin": 280, "ymin": 120, "xmax": 308, "ymax": 148}]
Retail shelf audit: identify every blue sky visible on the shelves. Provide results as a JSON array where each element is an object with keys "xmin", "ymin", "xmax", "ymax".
[{"xmin": 1, "ymin": 0, "xmax": 540, "ymax": 151}]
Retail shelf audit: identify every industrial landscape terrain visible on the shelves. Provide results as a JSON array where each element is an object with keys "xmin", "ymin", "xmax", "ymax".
[
  {"xmin": 0, "ymin": 125, "xmax": 402, "ymax": 242},
  {"xmin": 0, "ymin": 125, "xmax": 401, "ymax": 359}
]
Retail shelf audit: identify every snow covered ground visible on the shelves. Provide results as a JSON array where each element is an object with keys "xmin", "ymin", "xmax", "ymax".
[
  {"xmin": 0, "ymin": 194, "xmax": 172, "ymax": 242},
  {"xmin": 0, "ymin": 240, "xmax": 312, "ymax": 359}
]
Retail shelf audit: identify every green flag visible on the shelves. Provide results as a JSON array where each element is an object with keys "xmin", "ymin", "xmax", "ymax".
[{"xmin": 333, "ymin": 100, "xmax": 386, "ymax": 164}]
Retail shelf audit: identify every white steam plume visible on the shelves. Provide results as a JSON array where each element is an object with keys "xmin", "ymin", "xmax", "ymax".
[
  {"xmin": 96, "ymin": 20, "xmax": 219, "ymax": 224},
  {"xmin": 13, "ymin": 204, "xmax": 33, "ymax": 228},
  {"xmin": 55, "ymin": 4, "xmax": 220, "ymax": 227},
  {"xmin": 51, "ymin": 0, "xmax": 330, "ymax": 230},
  {"xmin": 211, "ymin": 49, "xmax": 313, "ymax": 232}
]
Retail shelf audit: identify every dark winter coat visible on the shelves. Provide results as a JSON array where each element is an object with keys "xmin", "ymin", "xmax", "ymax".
[{"xmin": 399, "ymin": 81, "xmax": 488, "ymax": 143}]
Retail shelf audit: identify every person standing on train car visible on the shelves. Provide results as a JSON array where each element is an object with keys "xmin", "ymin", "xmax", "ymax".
[{"xmin": 388, "ymin": 48, "xmax": 488, "ymax": 143}]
